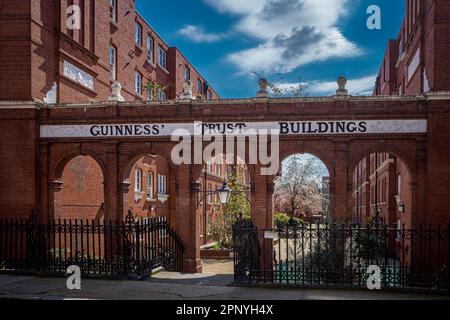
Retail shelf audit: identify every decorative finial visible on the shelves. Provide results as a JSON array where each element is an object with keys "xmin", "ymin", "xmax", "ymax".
[
  {"xmin": 179, "ymin": 80, "xmax": 195, "ymax": 100},
  {"xmin": 108, "ymin": 81, "xmax": 125, "ymax": 102},
  {"xmin": 256, "ymin": 78, "xmax": 269, "ymax": 98},
  {"xmin": 336, "ymin": 76, "xmax": 348, "ymax": 96}
]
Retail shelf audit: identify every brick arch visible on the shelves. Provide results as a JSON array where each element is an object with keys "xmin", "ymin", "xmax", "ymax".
[
  {"xmin": 50, "ymin": 144, "xmax": 107, "ymax": 182},
  {"xmin": 118, "ymin": 142, "xmax": 176, "ymax": 183},
  {"xmin": 278, "ymin": 140, "xmax": 335, "ymax": 181},
  {"xmin": 49, "ymin": 145, "xmax": 107, "ymax": 221},
  {"xmin": 348, "ymin": 140, "xmax": 418, "ymax": 178}
]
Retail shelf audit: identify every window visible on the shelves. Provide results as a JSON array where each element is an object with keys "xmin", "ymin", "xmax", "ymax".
[
  {"xmin": 157, "ymin": 89, "xmax": 167, "ymax": 101},
  {"xmin": 135, "ymin": 169, "xmax": 142, "ymax": 192},
  {"xmin": 207, "ymin": 184, "xmax": 212, "ymax": 204},
  {"xmin": 147, "ymin": 172, "xmax": 154, "ymax": 199},
  {"xmin": 398, "ymin": 38, "xmax": 404, "ymax": 59},
  {"xmin": 147, "ymin": 35, "xmax": 154, "ymax": 63},
  {"xmin": 109, "ymin": 46, "xmax": 116, "ymax": 80},
  {"xmin": 135, "ymin": 22, "xmax": 142, "ymax": 46},
  {"xmin": 109, "ymin": 0, "xmax": 117, "ymax": 22},
  {"xmin": 184, "ymin": 67, "xmax": 190, "ymax": 81},
  {"xmin": 158, "ymin": 175, "xmax": 167, "ymax": 194},
  {"xmin": 397, "ymin": 174, "xmax": 402, "ymax": 195},
  {"xmin": 197, "ymin": 80, "xmax": 202, "ymax": 95},
  {"xmin": 158, "ymin": 46, "xmax": 167, "ymax": 69},
  {"xmin": 207, "ymin": 90, "xmax": 212, "ymax": 100},
  {"xmin": 135, "ymin": 72, "xmax": 142, "ymax": 95}
]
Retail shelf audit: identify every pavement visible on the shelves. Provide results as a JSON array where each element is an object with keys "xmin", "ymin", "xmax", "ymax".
[{"xmin": 0, "ymin": 260, "xmax": 449, "ymax": 300}]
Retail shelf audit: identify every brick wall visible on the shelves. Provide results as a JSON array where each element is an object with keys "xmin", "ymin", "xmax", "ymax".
[
  {"xmin": 54, "ymin": 155, "xmax": 105, "ymax": 220},
  {"xmin": 1, "ymin": 0, "xmax": 218, "ymax": 103}
]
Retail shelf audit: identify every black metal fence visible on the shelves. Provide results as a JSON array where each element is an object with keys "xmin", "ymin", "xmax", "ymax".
[
  {"xmin": 233, "ymin": 218, "xmax": 450, "ymax": 292},
  {"xmin": 0, "ymin": 210, "xmax": 184, "ymax": 279}
]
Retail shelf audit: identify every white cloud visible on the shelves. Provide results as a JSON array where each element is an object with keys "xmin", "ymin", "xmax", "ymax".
[
  {"xmin": 177, "ymin": 25, "xmax": 223, "ymax": 43},
  {"xmin": 276, "ymin": 74, "xmax": 377, "ymax": 96},
  {"xmin": 203, "ymin": 0, "xmax": 362, "ymax": 73}
]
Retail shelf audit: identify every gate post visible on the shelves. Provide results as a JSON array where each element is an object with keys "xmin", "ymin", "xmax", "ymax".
[
  {"xmin": 334, "ymin": 140, "xmax": 351, "ymax": 222},
  {"xmin": 105, "ymin": 142, "xmax": 120, "ymax": 221},
  {"xmin": 176, "ymin": 165, "xmax": 202, "ymax": 273}
]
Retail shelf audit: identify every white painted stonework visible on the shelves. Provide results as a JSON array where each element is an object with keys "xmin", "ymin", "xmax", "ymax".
[
  {"xmin": 40, "ymin": 119, "xmax": 427, "ymax": 139},
  {"xmin": 63, "ymin": 60, "xmax": 94, "ymax": 90}
]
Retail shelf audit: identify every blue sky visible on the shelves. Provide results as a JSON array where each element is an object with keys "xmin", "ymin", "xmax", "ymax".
[{"xmin": 137, "ymin": 0, "xmax": 405, "ymax": 98}]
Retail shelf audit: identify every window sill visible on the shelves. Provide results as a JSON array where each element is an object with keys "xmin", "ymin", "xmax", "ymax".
[
  {"xmin": 158, "ymin": 65, "xmax": 170, "ymax": 75},
  {"xmin": 110, "ymin": 20, "xmax": 119, "ymax": 32},
  {"xmin": 135, "ymin": 44, "xmax": 144, "ymax": 55}
]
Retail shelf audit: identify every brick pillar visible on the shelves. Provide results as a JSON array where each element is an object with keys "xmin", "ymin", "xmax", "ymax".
[
  {"xmin": 334, "ymin": 141, "xmax": 351, "ymax": 222},
  {"xmin": 38, "ymin": 142, "xmax": 49, "ymax": 222},
  {"xmin": 176, "ymin": 165, "xmax": 202, "ymax": 273},
  {"xmin": 412, "ymin": 142, "xmax": 427, "ymax": 227},
  {"xmin": 251, "ymin": 166, "xmax": 272, "ymax": 229},
  {"xmin": 105, "ymin": 142, "xmax": 119, "ymax": 221}
]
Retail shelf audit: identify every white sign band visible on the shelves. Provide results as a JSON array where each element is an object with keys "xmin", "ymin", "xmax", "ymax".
[{"xmin": 40, "ymin": 120, "xmax": 427, "ymax": 138}]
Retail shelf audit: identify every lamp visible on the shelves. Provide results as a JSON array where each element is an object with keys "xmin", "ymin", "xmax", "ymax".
[{"xmin": 217, "ymin": 181, "xmax": 232, "ymax": 205}]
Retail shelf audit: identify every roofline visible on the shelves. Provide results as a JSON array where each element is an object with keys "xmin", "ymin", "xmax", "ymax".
[
  {"xmin": 170, "ymin": 47, "xmax": 220, "ymax": 97},
  {"xmin": 135, "ymin": 10, "xmax": 220, "ymax": 98}
]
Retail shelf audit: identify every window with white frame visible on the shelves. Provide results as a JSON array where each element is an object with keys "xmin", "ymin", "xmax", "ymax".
[
  {"xmin": 158, "ymin": 46, "xmax": 167, "ymax": 69},
  {"xmin": 135, "ymin": 169, "xmax": 142, "ymax": 192},
  {"xmin": 147, "ymin": 172, "xmax": 154, "ymax": 199},
  {"xmin": 147, "ymin": 35, "xmax": 154, "ymax": 63},
  {"xmin": 109, "ymin": 0, "xmax": 117, "ymax": 22},
  {"xmin": 158, "ymin": 175, "xmax": 167, "ymax": 195},
  {"xmin": 197, "ymin": 79, "xmax": 202, "ymax": 95},
  {"xmin": 157, "ymin": 89, "xmax": 167, "ymax": 101},
  {"xmin": 135, "ymin": 71, "xmax": 142, "ymax": 95},
  {"xmin": 184, "ymin": 67, "xmax": 190, "ymax": 81},
  {"xmin": 109, "ymin": 46, "xmax": 116, "ymax": 80},
  {"xmin": 135, "ymin": 22, "xmax": 142, "ymax": 46}
]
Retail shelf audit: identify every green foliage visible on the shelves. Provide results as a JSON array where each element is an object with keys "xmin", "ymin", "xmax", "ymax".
[
  {"xmin": 275, "ymin": 213, "xmax": 290, "ymax": 230},
  {"xmin": 275, "ymin": 212, "xmax": 306, "ymax": 230},
  {"xmin": 208, "ymin": 173, "xmax": 250, "ymax": 249},
  {"xmin": 144, "ymin": 81, "xmax": 167, "ymax": 101}
]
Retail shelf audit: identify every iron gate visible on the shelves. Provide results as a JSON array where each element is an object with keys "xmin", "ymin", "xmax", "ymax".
[
  {"xmin": 233, "ymin": 217, "xmax": 450, "ymax": 292},
  {"xmin": 0, "ymin": 210, "xmax": 184, "ymax": 279}
]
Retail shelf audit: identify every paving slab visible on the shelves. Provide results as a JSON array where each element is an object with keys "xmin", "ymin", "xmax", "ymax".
[{"xmin": 0, "ymin": 274, "xmax": 449, "ymax": 301}]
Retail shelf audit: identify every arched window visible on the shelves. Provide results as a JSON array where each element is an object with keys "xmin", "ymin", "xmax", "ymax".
[{"xmin": 184, "ymin": 66, "xmax": 190, "ymax": 81}]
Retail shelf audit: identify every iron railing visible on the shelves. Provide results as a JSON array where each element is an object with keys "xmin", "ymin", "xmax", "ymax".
[
  {"xmin": 233, "ymin": 218, "xmax": 450, "ymax": 292},
  {"xmin": 0, "ymin": 210, "xmax": 184, "ymax": 279}
]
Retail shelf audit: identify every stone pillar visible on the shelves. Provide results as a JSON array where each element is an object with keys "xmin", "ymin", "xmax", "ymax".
[
  {"xmin": 176, "ymin": 165, "xmax": 202, "ymax": 273},
  {"xmin": 104, "ymin": 142, "xmax": 119, "ymax": 221},
  {"xmin": 334, "ymin": 141, "xmax": 351, "ymax": 222}
]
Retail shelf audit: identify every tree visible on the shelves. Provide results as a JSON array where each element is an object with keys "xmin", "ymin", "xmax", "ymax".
[
  {"xmin": 274, "ymin": 155, "xmax": 328, "ymax": 219},
  {"xmin": 209, "ymin": 171, "xmax": 251, "ymax": 249},
  {"xmin": 251, "ymin": 72, "xmax": 309, "ymax": 97}
]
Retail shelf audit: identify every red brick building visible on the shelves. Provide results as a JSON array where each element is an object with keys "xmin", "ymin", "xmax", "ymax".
[
  {"xmin": 0, "ymin": 0, "xmax": 223, "ymax": 228},
  {"xmin": 353, "ymin": 0, "xmax": 450, "ymax": 227},
  {"xmin": 0, "ymin": 0, "xmax": 219, "ymax": 103}
]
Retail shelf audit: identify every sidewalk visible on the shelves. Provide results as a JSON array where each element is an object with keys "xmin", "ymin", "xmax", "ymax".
[{"xmin": 0, "ymin": 272, "xmax": 449, "ymax": 300}]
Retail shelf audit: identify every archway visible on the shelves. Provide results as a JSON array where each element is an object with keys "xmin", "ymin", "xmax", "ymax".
[
  {"xmin": 196, "ymin": 154, "xmax": 251, "ymax": 247},
  {"xmin": 351, "ymin": 152, "xmax": 413, "ymax": 229},
  {"xmin": 53, "ymin": 155, "xmax": 105, "ymax": 221},
  {"xmin": 274, "ymin": 153, "xmax": 331, "ymax": 224},
  {"xmin": 121, "ymin": 154, "xmax": 171, "ymax": 220}
]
